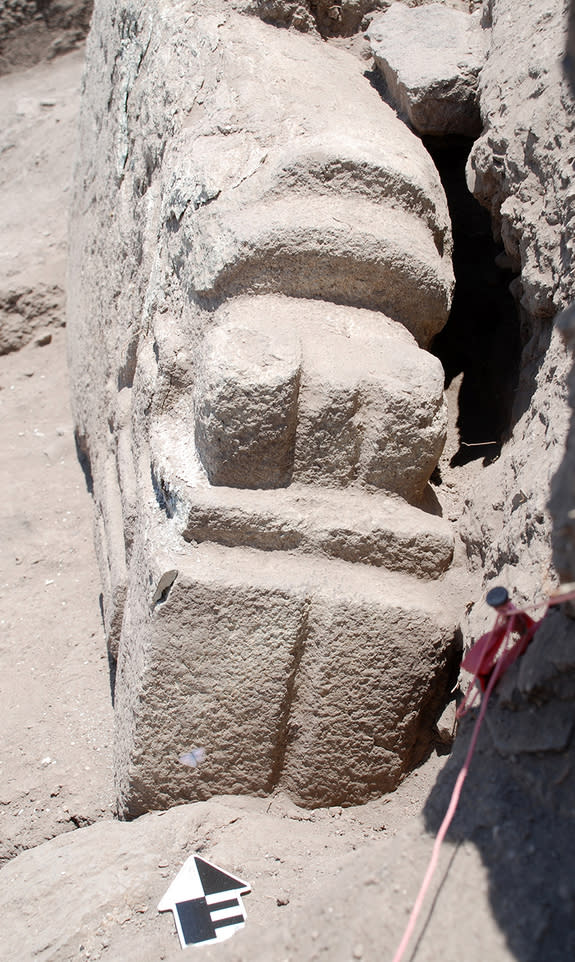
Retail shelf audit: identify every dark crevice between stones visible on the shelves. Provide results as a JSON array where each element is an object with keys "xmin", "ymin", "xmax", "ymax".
[
  {"xmin": 74, "ymin": 429, "xmax": 94, "ymax": 494},
  {"xmin": 426, "ymin": 135, "xmax": 523, "ymax": 468},
  {"xmin": 268, "ymin": 598, "xmax": 311, "ymax": 792},
  {"xmin": 98, "ymin": 592, "xmax": 117, "ymax": 706},
  {"xmin": 151, "ymin": 464, "xmax": 178, "ymax": 519}
]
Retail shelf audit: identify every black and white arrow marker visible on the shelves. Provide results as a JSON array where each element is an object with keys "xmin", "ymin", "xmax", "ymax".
[{"xmin": 158, "ymin": 855, "xmax": 251, "ymax": 949}]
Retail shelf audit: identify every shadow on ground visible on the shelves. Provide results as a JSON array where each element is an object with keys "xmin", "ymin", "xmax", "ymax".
[{"xmin": 424, "ymin": 610, "xmax": 575, "ymax": 962}]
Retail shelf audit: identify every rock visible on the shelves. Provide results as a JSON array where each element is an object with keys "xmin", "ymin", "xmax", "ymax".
[
  {"xmin": 68, "ymin": 2, "xmax": 458, "ymax": 812},
  {"xmin": 182, "ymin": 484, "xmax": 454, "ymax": 578},
  {"xmin": 249, "ymin": 0, "xmax": 388, "ymax": 37},
  {"xmin": 115, "ymin": 529, "xmax": 459, "ymax": 815},
  {"xmin": 368, "ymin": 4, "xmax": 486, "ymax": 137},
  {"xmin": 435, "ymin": 698, "xmax": 457, "ymax": 745},
  {"xmin": 248, "ymin": 0, "xmax": 317, "ymax": 33},
  {"xmin": 194, "ymin": 301, "xmax": 302, "ymax": 489},
  {"xmin": 467, "ymin": 0, "xmax": 575, "ymax": 320},
  {"xmin": 191, "ymin": 296, "xmax": 448, "ymax": 499},
  {"xmin": 306, "ymin": 0, "xmax": 388, "ymax": 37},
  {"xmin": 0, "ymin": 287, "xmax": 63, "ymax": 355},
  {"xmin": 459, "ymin": 320, "xmax": 571, "ymax": 640}
]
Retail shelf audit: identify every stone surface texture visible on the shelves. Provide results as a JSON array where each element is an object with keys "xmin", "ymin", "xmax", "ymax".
[
  {"xmin": 468, "ymin": 0, "xmax": 575, "ymax": 321},
  {"xmin": 5, "ymin": 1, "xmax": 575, "ymax": 959},
  {"xmin": 368, "ymin": 3, "xmax": 486, "ymax": 137},
  {"xmin": 455, "ymin": 0, "xmax": 575, "ymax": 643},
  {"xmin": 248, "ymin": 2, "xmax": 483, "ymax": 39},
  {"xmin": 457, "ymin": 321, "xmax": 571, "ymax": 641},
  {"xmin": 250, "ymin": 0, "xmax": 384, "ymax": 36},
  {"xmin": 68, "ymin": 0, "xmax": 459, "ymax": 815}
]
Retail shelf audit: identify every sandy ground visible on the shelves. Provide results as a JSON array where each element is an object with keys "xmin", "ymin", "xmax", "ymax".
[
  {"xmin": 0, "ymin": 326, "xmax": 115, "ymax": 863},
  {"xmin": 0, "ymin": 49, "xmax": 114, "ymax": 865}
]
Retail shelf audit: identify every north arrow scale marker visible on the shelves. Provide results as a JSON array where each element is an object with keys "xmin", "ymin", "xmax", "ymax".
[{"xmin": 158, "ymin": 855, "xmax": 251, "ymax": 949}]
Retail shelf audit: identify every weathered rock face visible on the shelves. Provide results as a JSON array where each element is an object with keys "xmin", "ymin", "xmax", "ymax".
[
  {"xmin": 468, "ymin": 0, "xmax": 575, "ymax": 321},
  {"xmin": 69, "ymin": 1, "xmax": 460, "ymax": 815},
  {"xmin": 368, "ymin": 4, "xmax": 486, "ymax": 137},
  {"xmin": 457, "ymin": 0, "xmax": 575, "ymax": 638},
  {"xmin": 251, "ymin": 1, "xmax": 486, "ymax": 40}
]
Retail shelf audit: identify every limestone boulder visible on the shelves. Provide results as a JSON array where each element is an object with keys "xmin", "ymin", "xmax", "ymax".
[
  {"xmin": 192, "ymin": 296, "xmax": 447, "ymax": 499},
  {"xmin": 194, "ymin": 303, "xmax": 302, "ymax": 489},
  {"xmin": 114, "ymin": 527, "xmax": 458, "ymax": 815},
  {"xmin": 368, "ymin": 4, "xmax": 486, "ymax": 137},
  {"xmin": 68, "ymin": 1, "xmax": 458, "ymax": 813},
  {"xmin": 182, "ymin": 486, "xmax": 454, "ymax": 577}
]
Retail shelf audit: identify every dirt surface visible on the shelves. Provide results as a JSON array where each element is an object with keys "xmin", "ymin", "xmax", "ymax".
[
  {"xmin": 2, "ymin": 766, "xmax": 517, "ymax": 962},
  {"xmin": 0, "ymin": 48, "xmax": 114, "ymax": 865},
  {"xmin": 0, "ymin": 326, "xmax": 114, "ymax": 864}
]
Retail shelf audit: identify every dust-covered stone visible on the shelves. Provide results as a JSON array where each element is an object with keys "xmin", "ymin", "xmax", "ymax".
[
  {"xmin": 68, "ymin": 2, "xmax": 459, "ymax": 813},
  {"xmin": 368, "ymin": 4, "xmax": 486, "ymax": 137}
]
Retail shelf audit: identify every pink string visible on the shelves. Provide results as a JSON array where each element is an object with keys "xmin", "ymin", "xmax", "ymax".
[
  {"xmin": 390, "ymin": 626, "xmax": 509, "ymax": 962},
  {"xmin": 391, "ymin": 585, "xmax": 575, "ymax": 961}
]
